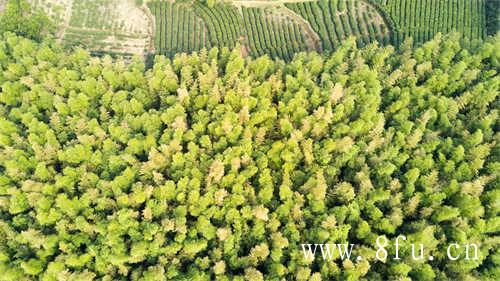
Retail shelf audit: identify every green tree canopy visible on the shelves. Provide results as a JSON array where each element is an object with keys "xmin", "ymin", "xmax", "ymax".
[{"xmin": 0, "ymin": 32, "xmax": 498, "ymax": 280}]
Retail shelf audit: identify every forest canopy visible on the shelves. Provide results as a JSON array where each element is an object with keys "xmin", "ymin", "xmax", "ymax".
[{"xmin": 0, "ymin": 30, "xmax": 499, "ymax": 280}]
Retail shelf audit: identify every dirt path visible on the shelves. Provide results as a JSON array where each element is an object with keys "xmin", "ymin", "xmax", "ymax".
[
  {"xmin": 278, "ymin": 6, "xmax": 322, "ymax": 52},
  {"xmin": 141, "ymin": 3, "xmax": 156, "ymax": 53},
  {"xmin": 57, "ymin": 0, "xmax": 73, "ymax": 39}
]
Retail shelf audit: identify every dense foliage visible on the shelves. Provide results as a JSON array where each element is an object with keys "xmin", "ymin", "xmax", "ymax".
[
  {"xmin": 485, "ymin": 0, "xmax": 500, "ymax": 36},
  {"xmin": 0, "ymin": 32, "xmax": 499, "ymax": 280},
  {"xmin": 0, "ymin": 0, "xmax": 53, "ymax": 42}
]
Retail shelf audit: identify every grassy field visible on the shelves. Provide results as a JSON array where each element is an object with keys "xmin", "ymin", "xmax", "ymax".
[{"xmin": 14, "ymin": 0, "xmax": 498, "ymax": 58}]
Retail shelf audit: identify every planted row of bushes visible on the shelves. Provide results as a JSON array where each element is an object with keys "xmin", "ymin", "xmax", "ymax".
[
  {"xmin": 193, "ymin": 2, "xmax": 242, "ymax": 49},
  {"xmin": 148, "ymin": 2, "xmax": 208, "ymax": 57},
  {"xmin": 145, "ymin": 0, "xmax": 494, "ymax": 59},
  {"xmin": 242, "ymin": 8, "xmax": 308, "ymax": 61},
  {"xmin": 385, "ymin": 0, "xmax": 487, "ymax": 45},
  {"xmin": 285, "ymin": 0, "xmax": 390, "ymax": 52}
]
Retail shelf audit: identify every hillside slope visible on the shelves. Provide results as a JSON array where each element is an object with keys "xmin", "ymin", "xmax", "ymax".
[{"xmin": 12, "ymin": 0, "xmax": 497, "ymax": 58}]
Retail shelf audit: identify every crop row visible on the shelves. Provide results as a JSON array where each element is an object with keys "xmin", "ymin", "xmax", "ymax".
[
  {"xmin": 385, "ymin": 0, "xmax": 487, "ymax": 45},
  {"xmin": 192, "ymin": 2, "xmax": 242, "ymax": 49},
  {"xmin": 148, "ymin": 2, "xmax": 208, "ymax": 56},
  {"xmin": 242, "ymin": 8, "xmax": 308, "ymax": 61},
  {"xmin": 285, "ymin": 0, "xmax": 390, "ymax": 51}
]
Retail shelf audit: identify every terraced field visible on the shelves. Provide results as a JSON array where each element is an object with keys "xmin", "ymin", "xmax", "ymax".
[{"xmin": 11, "ymin": 0, "xmax": 497, "ymax": 59}]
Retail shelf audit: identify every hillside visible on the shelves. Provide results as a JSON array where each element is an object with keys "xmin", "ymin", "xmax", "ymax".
[{"xmin": 6, "ymin": 0, "xmax": 497, "ymax": 59}]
